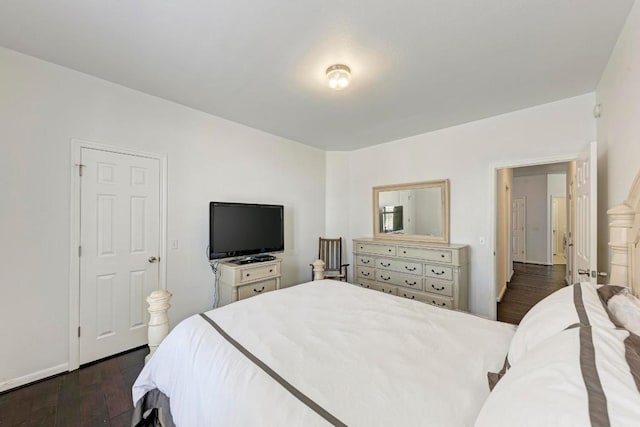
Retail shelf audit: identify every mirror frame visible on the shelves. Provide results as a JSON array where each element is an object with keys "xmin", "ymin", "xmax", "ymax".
[{"xmin": 372, "ymin": 179, "xmax": 450, "ymax": 244}]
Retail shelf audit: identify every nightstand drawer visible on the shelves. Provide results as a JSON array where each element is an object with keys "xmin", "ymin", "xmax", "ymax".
[
  {"xmin": 376, "ymin": 258, "xmax": 422, "ymax": 276},
  {"xmin": 426, "ymin": 294, "xmax": 453, "ymax": 310},
  {"xmin": 237, "ymin": 278, "xmax": 277, "ymax": 300},
  {"xmin": 356, "ymin": 242, "xmax": 397, "ymax": 256},
  {"xmin": 370, "ymin": 282, "xmax": 397, "ymax": 295},
  {"xmin": 356, "ymin": 266, "xmax": 375, "ymax": 280},
  {"xmin": 424, "ymin": 264, "xmax": 453, "ymax": 280},
  {"xmin": 239, "ymin": 263, "xmax": 279, "ymax": 284},
  {"xmin": 398, "ymin": 246, "xmax": 452, "ymax": 263},
  {"xmin": 356, "ymin": 256, "xmax": 375, "ymax": 267},
  {"xmin": 424, "ymin": 278, "xmax": 454, "ymax": 297},
  {"xmin": 376, "ymin": 270, "xmax": 422, "ymax": 290}
]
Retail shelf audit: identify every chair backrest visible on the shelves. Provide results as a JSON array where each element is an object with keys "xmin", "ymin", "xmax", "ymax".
[{"xmin": 318, "ymin": 237, "xmax": 343, "ymax": 272}]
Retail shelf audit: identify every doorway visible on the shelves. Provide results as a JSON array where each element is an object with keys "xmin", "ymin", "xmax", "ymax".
[
  {"xmin": 551, "ymin": 196, "xmax": 567, "ymax": 265},
  {"xmin": 69, "ymin": 140, "xmax": 167, "ymax": 369}
]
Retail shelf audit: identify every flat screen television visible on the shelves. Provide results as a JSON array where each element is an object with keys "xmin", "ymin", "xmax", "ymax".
[{"xmin": 209, "ymin": 202, "xmax": 284, "ymax": 260}]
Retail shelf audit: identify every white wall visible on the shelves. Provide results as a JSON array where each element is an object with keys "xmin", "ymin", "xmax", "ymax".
[
  {"xmin": 0, "ymin": 47, "xmax": 326, "ymax": 388},
  {"xmin": 326, "ymin": 93, "xmax": 596, "ymax": 317},
  {"xmin": 596, "ymin": 0, "xmax": 640, "ymax": 274},
  {"xmin": 513, "ymin": 175, "xmax": 549, "ymax": 264}
]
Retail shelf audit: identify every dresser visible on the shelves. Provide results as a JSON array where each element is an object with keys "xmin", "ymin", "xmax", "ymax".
[
  {"xmin": 217, "ymin": 259, "xmax": 282, "ymax": 306},
  {"xmin": 352, "ymin": 238, "xmax": 468, "ymax": 311}
]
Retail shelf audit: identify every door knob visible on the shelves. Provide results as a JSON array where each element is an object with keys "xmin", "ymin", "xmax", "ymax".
[
  {"xmin": 148, "ymin": 256, "xmax": 159, "ymax": 263},
  {"xmin": 577, "ymin": 269, "xmax": 590, "ymax": 276}
]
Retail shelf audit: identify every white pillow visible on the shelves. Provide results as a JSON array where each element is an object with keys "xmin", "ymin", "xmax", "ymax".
[
  {"xmin": 506, "ymin": 282, "xmax": 616, "ymax": 367},
  {"xmin": 609, "ymin": 290, "xmax": 640, "ymax": 336},
  {"xmin": 476, "ymin": 325, "xmax": 640, "ymax": 427}
]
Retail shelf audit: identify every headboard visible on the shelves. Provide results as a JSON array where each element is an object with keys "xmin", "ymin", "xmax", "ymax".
[{"xmin": 608, "ymin": 171, "xmax": 640, "ymax": 297}]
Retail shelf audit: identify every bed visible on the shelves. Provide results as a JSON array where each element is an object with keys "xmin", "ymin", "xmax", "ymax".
[{"xmin": 132, "ymin": 171, "xmax": 640, "ymax": 426}]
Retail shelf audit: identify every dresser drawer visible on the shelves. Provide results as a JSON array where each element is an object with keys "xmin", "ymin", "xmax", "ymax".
[
  {"xmin": 375, "ymin": 258, "xmax": 422, "ymax": 276},
  {"xmin": 397, "ymin": 288, "xmax": 428, "ymax": 302},
  {"xmin": 424, "ymin": 278, "xmax": 454, "ymax": 297},
  {"xmin": 238, "ymin": 263, "xmax": 279, "ymax": 284},
  {"xmin": 424, "ymin": 264, "xmax": 453, "ymax": 281},
  {"xmin": 353, "ymin": 278, "xmax": 376, "ymax": 289},
  {"xmin": 356, "ymin": 255, "xmax": 375, "ymax": 267},
  {"xmin": 376, "ymin": 270, "xmax": 422, "ymax": 290},
  {"xmin": 426, "ymin": 294, "xmax": 453, "ymax": 310},
  {"xmin": 356, "ymin": 266, "xmax": 375, "ymax": 280},
  {"xmin": 398, "ymin": 246, "xmax": 452, "ymax": 263},
  {"xmin": 356, "ymin": 242, "xmax": 397, "ymax": 256},
  {"xmin": 237, "ymin": 278, "xmax": 277, "ymax": 300},
  {"xmin": 370, "ymin": 282, "xmax": 397, "ymax": 295}
]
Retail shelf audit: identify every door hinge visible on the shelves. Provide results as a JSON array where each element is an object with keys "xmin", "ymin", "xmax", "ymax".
[
  {"xmin": 78, "ymin": 326, "xmax": 81, "ymax": 337},
  {"xmin": 76, "ymin": 163, "xmax": 85, "ymax": 176},
  {"xmin": 78, "ymin": 245, "xmax": 82, "ymax": 257}
]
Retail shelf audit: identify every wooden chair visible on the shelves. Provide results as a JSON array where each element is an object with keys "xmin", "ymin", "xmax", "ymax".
[{"xmin": 311, "ymin": 237, "xmax": 349, "ymax": 281}]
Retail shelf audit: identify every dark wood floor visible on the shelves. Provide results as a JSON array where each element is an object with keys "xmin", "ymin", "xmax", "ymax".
[
  {"xmin": 0, "ymin": 347, "xmax": 147, "ymax": 427},
  {"xmin": 497, "ymin": 262, "xmax": 567, "ymax": 324}
]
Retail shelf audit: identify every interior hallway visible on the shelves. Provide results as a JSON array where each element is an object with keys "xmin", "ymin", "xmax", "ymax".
[{"xmin": 497, "ymin": 262, "xmax": 567, "ymax": 324}]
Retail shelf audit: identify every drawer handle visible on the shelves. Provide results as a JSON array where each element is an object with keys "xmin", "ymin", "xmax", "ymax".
[
  {"xmin": 253, "ymin": 286, "xmax": 265, "ymax": 293},
  {"xmin": 360, "ymin": 246, "xmax": 364, "ymax": 249},
  {"xmin": 441, "ymin": 254, "xmax": 446, "ymax": 258},
  {"xmin": 403, "ymin": 294, "xmax": 416, "ymax": 300},
  {"xmin": 361, "ymin": 259, "xmax": 370, "ymax": 264},
  {"xmin": 246, "ymin": 273, "xmax": 251, "ymax": 277},
  {"xmin": 269, "ymin": 269, "xmax": 273, "ymax": 273},
  {"xmin": 360, "ymin": 283, "xmax": 370, "ymax": 288},
  {"xmin": 405, "ymin": 280, "xmax": 417, "ymax": 286},
  {"xmin": 404, "ymin": 266, "xmax": 416, "ymax": 271},
  {"xmin": 431, "ymin": 284, "xmax": 446, "ymax": 291},
  {"xmin": 432, "ymin": 300, "xmax": 446, "ymax": 307},
  {"xmin": 362, "ymin": 271, "xmax": 371, "ymax": 277},
  {"xmin": 431, "ymin": 269, "xmax": 445, "ymax": 276},
  {"xmin": 380, "ymin": 262, "xmax": 391, "ymax": 267},
  {"xmin": 380, "ymin": 275, "xmax": 391, "ymax": 281},
  {"xmin": 402, "ymin": 250, "xmax": 407, "ymax": 254},
  {"xmin": 388, "ymin": 249, "xmax": 392, "ymax": 252},
  {"xmin": 383, "ymin": 288, "xmax": 393, "ymax": 294}
]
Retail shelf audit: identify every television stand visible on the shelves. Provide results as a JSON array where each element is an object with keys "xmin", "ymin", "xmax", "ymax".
[{"xmin": 218, "ymin": 258, "xmax": 282, "ymax": 306}]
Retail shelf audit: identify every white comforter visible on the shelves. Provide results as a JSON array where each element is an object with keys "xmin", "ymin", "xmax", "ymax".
[{"xmin": 133, "ymin": 280, "xmax": 515, "ymax": 426}]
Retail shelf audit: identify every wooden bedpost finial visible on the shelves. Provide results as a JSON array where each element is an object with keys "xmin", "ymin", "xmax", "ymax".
[
  {"xmin": 312, "ymin": 259, "xmax": 326, "ymax": 281},
  {"xmin": 146, "ymin": 289, "xmax": 173, "ymax": 363}
]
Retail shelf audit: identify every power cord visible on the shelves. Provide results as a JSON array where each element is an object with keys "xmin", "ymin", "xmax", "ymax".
[{"xmin": 206, "ymin": 245, "xmax": 221, "ymax": 309}]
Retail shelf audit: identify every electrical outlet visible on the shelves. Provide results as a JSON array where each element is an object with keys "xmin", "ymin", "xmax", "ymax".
[{"xmin": 171, "ymin": 240, "xmax": 179, "ymax": 250}]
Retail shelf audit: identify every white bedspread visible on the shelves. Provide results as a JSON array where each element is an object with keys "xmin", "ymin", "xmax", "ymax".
[{"xmin": 133, "ymin": 280, "xmax": 515, "ymax": 426}]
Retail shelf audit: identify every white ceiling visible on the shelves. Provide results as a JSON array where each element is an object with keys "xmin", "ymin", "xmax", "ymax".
[
  {"xmin": 513, "ymin": 162, "xmax": 570, "ymax": 177},
  {"xmin": 0, "ymin": 1, "xmax": 634, "ymax": 150}
]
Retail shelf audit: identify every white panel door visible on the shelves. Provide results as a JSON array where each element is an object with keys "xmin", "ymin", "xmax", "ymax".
[
  {"xmin": 511, "ymin": 197, "xmax": 526, "ymax": 263},
  {"xmin": 79, "ymin": 148, "xmax": 161, "ymax": 364},
  {"xmin": 575, "ymin": 142, "xmax": 598, "ymax": 284},
  {"xmin": 552, "ymin": 196, "xmax": 567, "ymax": 256}
]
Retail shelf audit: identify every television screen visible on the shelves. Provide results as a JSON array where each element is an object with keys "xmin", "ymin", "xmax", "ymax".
[{"xmin": 209, "ymin": 202, "xmax": 284, "ymax": 259}]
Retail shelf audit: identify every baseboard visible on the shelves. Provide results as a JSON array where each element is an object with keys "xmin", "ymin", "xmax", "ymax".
[
  {"xmin": 524, "ymin": 260, "xmax": 553, "ymax": 266},
  {"xmin": 0, "ymin": 363, "xmax": 68, "ymax": 393},
  {"xmin": 497, "ymin": 284, "xmax": 508, "ymax": 302},
  {"xmin": 509, "ymin": 270, "xmax": 514, "ymax": 282}
]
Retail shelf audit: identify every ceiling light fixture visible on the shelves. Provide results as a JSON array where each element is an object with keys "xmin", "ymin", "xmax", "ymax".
[{"xmin": 326, "ymin": 64, "xmax": 351, "ymax": 90}]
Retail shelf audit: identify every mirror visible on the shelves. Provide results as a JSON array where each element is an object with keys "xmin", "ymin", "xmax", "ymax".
[{"xmin": 373, "ymin": 180, "xmax": 449, "ymax": 244}]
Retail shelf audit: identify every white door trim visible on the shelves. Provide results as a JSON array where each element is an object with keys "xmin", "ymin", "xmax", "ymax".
[
  {"xmin": 68, "ymin": 138, "xmax": 168, "ymax": 371},
  {"xmin": 489, "ymin": 152, "xmax": 579, "ymax": 320}
]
